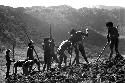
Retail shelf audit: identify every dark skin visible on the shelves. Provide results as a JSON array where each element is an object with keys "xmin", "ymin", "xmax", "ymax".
[
  {"xmin": 27, "ymin": 44, "xmax": 34, "ymax": 60},
  {"xmin": 69, "ymin": 31, "xmax": 88, "ymax": 43},
  {"xmin": 50, "ymin": 39, "xmax": 59, "ymax": 63},
  {"xmin": 42, "ymin": 39, "xmax": 51, "ymax": 71},
  {"xmin": 57, "ymin": 40, "xmax": 72, "ymax": 68},
  {"xmin": 13, "ymin": 60, "xmax": 26, "ymax": 76},
  {"xmin": 69, "ymin": 31, "xmax": 89, "ymax": 64},
  {"xmin": 5, "ymin": 50, "xmax": 11, "ymax": 79},
  {"xmin": 22, "ymin": 59, "xmax": 40, "ymax": 76},
  {"xmin": 106, "ymin": 23, "xmax": 120, "ymax": 59}
]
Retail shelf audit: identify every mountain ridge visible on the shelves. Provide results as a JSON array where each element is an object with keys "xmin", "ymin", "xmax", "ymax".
[{"xmin": 0, "ymin": 5, "xmax": 125, "ymax": 53}]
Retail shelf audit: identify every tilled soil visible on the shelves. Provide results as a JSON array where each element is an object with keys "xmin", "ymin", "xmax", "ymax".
[{"xmin": 5, "ymin": 56, "xmax": 125, "ymax": 83}]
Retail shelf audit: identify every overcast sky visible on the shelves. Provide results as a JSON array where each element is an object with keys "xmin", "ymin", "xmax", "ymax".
[{"xmin": 0, "ymin": 0, "xmax": 125, "ymax": 9}]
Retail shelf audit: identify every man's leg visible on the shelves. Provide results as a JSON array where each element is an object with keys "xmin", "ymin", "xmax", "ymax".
[
  {"xmin": 29, "ymin": 64, "xmax": 33, "ymax": 73},
  {"xmin": 75, "ymin": 48, "xmax": 80, "ymax": 64},
  {"xmin": 6, "ymin": 64, "xmax": 10, "ymax": 79},
  {"xmin": 71, "ymin": 44, "xmax": 79, "ymax": 65},
  {"xmin": 74, "ymin": 44, "xmax": 80, "ymax": 64},
  {"xmin": 79, "ymin": 44, "xmax": 89, "ymax": 63},
  {"xmin": 14, "ymin": 66, "xmax": 17, "ymax": 76},
  {"xmin": 47, "ymin": 60, "xmax": 51, "ymax": 71},
  {"xmin": 109, "ymin": 40, "xmax": 114, "ymax": 59},
  {"xmin": 52, "ymin": 53, "xmax": 59, "ymax": 63},
  {"xmin": 23, "ymin": 65, "xmax": 28, "ymax": 76},
  {"xmin": 43, "ymin": 63, "xmax": 46, "ymax": 72},
  {"xmin": 36, "ymin": 61, "xmax": 40, "ymax": 71},
  {"xmin": 114, "ymin": 38, "xmax": 123, "ymax": 59},
  {"xmin": 14, "ymin": 62, "xmax": 18, "ymax": 76},
  {"xmin": 59, "ymin": 54, "xmax": 63, "ymax": 68},
  {"xmin": 115, "ymin": 38, "xmax": 120, "ymax": 55},
  {"xmin": 13, "ymin": 65, "xmax": 18, "ymax": 79},
  {"xmin": 43, "ymin": 56, "xmax": 47, "ymax": 71},
  {"xmin": 63, "ymin": 54, "xmax": 67, "ymax": 66}
]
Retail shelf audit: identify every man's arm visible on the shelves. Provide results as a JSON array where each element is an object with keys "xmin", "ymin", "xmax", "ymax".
[
  {"xmin": 85, "ymin": 33, "xmax": 88, "ymax": 37},
  {"xmin": 81, "ymin": 32, "xmax": 88, "ymax": 40},
  {"xmin": 27, "ymin": 48, "xmax": 30, "ymax": 59},
  {"xmin": 85, "ymin": 28, "xmax": 88, "ymax": 36},
  {"xmin": 81, "ymin": 28, "xmax": 89, "ymax": 37},
  {"xmin": 42, "ymin": 43, "xmax": 45, "ymax": 50},
  {"xmin": 107, "ymin": 29, "xmax": 110, "ymax": 42}
]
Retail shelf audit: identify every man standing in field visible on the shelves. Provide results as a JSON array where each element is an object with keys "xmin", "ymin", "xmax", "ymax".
[
  {"xmin": 69, "ymin": 28, "xmax": 89, "ymax": 64},
  {"xmin": 57, "ymin": 39, "xmax": 72, "ymax": 68},
  {"xmin": 106, "ymin": 22, "xmax": 122, "ymax": 59},
  {"xmin": 5, "ymin": 49, "xmax": 12, "ymax": 79},
  {"xmin": 27, "ymin": 40, "xmax": 34, "ymax": 60},
  {"xmin": 42, "ymin": 38, "xmax": 52, "ymax": 71},
  {"xmin": 50, "ymin": 38, "xmax": 59, "ymax": 63}
]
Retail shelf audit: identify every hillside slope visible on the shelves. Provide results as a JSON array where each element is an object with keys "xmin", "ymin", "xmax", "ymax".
[{"xmin": 0, "ymin": 5, "xmax": 125, "ymax": 53}]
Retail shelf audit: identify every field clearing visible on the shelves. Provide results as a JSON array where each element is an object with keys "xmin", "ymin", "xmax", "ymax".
[{"xmin": 0, "ymin": 46, "xmax": 124, "ymax": 83}]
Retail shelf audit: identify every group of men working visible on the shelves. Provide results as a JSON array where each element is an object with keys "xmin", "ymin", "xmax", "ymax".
[
  {"xmin": 5, "ymin": 40, "xmax": 41, "ymax": 79},
  {"xmin": 5, "ymin": 22, "xmax": 123, "ymax": 79}
]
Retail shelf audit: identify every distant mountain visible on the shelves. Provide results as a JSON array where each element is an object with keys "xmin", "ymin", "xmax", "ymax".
[
  {"xmin": 24, "ymin": 5, "xmax": 81, "ymax": 41},
  {"xmin": 97, "ymin": 5, "xmax": 123, "ymax": 10},
  {"xmin": 0, "ymin": 5, "xmax": 125, "ymax": 53}
]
